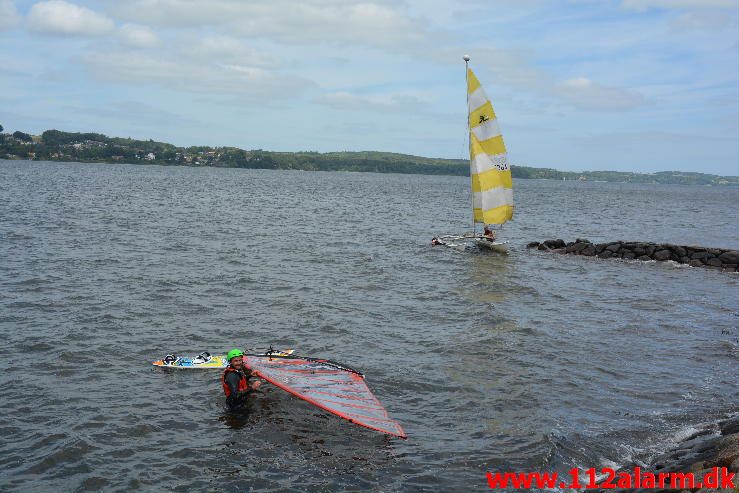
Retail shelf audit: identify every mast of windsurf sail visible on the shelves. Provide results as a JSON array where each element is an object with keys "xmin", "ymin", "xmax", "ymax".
[{"xmin": 464, "ymin": 54, "xmax": 475, "ymax": 235}]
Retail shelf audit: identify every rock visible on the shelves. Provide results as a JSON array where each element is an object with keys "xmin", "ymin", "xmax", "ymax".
[
  {"xmin": 689, "ymin": 259, "xmax": 704, "ymax": 267},
  {"xmin": 706, "ymin": 258, "xmax": 723, "ymax": 267},
  {"xmin": 718, "ymin": 251, "xmax": 739, "ymax": 264},
  {"xmin": 673, "ymin": 246, "xmax": 687, "ymax": 257},
  {"xmin": 538, "ymin": 243, "xmax": 550, "ymax": 250},
  {"xmin": 606, "ymin": 242, "xmax": 622, "ymax": 252},
  {"xmin": 572, "ymin": 242, "xmax": 589, "ymax": 253},
  {"xmin": 623, "ymin": 251, "xmax": 636, "ymax": 260},
  {"xmin": 582, "ymin": 245, "xmax": 596, "ymax": 256},
  {"xmin": 706, "ymin": 434, "xmax": 739, "ymax": 468},
  {"xmin": 544, "ymin": 239, "xmax": 564, "ymax": 248},
  {"xmin": 637, "ymin": 255, "xmax": 653, "ymax": 261},
  {"xmin": 598, "ymin": 250, "xmax": 613, "ymax": 259},
  {"xmin": 575, "ymin": 238, "xmax": 591, "ymax": 244},
  {"xmin": 595, "ymin": 243, "xmax": 607, "ymax": 254},
  {"xmin": 526, "ymin": 241, "xmax": 540, "ymax": 248},
  {"xmin": 720, "ymin": 417, "xmax": 739, "ymax": 436},
  {"xmin": 646, "ymin": 245, "xmax": 656, "ymax": 256},
  {"xmin": 633, "ymin": 247, "xmax": 647, "ymax": 256},
  {"xmin": 691, "ymin": 251, "xmax": 710, "ymax": 260},
  {"xmin": 679, "ymin": 256, "xmax": 691, "ymax": 264},
  {"xmin": 654, "ymin": 249, "xmax": 671, "ymax": 261}
]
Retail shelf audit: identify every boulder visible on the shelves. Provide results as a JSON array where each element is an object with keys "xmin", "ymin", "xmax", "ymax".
[
  {"xmin": 526, "ymin": 241, "xmax": 540, "ymax": 248},
  {"xmin": 633, "ymin": 247, "xmax": 647, "ymax": 256},
  {"xmin": 718, "ymin": 251, "xmax": 739, "ymax": 264},
  {"xmin": 598, "ymin": 250, "xmax": 613, "ymax": 259},
  {"xmin": 654, "ymin": 249, "xmax": 671, "ymax": 261},
  {"xmin": 606, "ymin": 242, "xmax": 622, "ymax": 252},
  {"xmin": 582, "ymin": 245, "xmax": 596, "ymax": 256},
  {"xmin": 689, "ymin": 259, "xmax": 704, "ymax": 267},
  {"xmin": 637, "ymin": 255, "xmax": 652, "ymax": 261},
  {"xmin": 622, "ymin": 251, "xmax": 636, "ymax": 260},
  {"xmin": 646, "ymin": 245, "xmax": 656, "ymax": 256},
  {"xmin": 572, "ymin": 242, "xmax": 589, "ymax": 253},
  {"xmin": 691, "ymin": 251, "xmax": 710, "ymax": 260},
  {"xmin": 679, "ymin": 256, "xmax": 691, "ymax": 264},
  {"xmin": 537, "ymin": 243, "xmax": 550, "ymax": 251},
  {"xmin": 544, "ymin": 239, "xmax": 564, "ymax": 248},
  {"xmin": 595, "ymin": 243, "xmax": 607, "ymax": 254},
  {"xmin": 706, "ymin": 258, "xmax": 723, "ymax": 267},
  {"xmin": 672, "ymin": 246, "xmax": 687, "ymax": 257}
]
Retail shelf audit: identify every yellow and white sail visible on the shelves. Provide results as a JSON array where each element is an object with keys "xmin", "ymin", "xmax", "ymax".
[{"xmin": 467, "ymin": 67, "xmax": 514, "ymax": 225}]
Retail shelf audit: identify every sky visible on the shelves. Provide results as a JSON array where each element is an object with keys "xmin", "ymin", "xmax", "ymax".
[{"xmin": 1, "ymin": 0, "xmax": 738, "ymax": 175}]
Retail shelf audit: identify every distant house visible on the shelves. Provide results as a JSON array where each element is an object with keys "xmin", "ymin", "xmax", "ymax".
[{"xmin": 145, "ymin": 152, "xmax": 156, "ymax": 161}]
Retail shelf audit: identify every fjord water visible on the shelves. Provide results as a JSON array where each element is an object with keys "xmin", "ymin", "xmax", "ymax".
[{"xmin": 1, "ymin": 160, "xmax": 737, "ymax": 492}]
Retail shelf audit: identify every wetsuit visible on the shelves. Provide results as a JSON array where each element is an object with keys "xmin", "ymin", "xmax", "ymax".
[{"xmin": 222, "ymin": 367, "xmax": 254, "ymax": 411}]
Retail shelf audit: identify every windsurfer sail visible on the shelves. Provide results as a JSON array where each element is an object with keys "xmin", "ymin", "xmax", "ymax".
[{"xmin": 244, "ymin": 354, "xmax": 407, "ymax": 438}]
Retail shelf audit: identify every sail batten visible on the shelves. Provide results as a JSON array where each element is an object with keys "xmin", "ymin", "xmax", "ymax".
[{"xmin": 467, "ymin": 66, "xmax": 514, "ymax": 226}]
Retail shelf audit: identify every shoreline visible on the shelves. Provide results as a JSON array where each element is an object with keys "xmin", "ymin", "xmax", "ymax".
[{"xmin": 598, "ymin": 414, "xmax": 739, "ymax": 492}]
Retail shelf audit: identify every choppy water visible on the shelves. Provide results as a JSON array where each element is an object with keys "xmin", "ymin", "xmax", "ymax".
[{"xmin": 1, "ymin": 160, "xmax": 737, "ymax": 492}]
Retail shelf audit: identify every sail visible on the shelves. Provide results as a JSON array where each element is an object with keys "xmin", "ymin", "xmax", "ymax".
[
  {"xmin": 467, "ymin": 67, "xmax": 514, "ymax": 225},
  {"xmin": 245, "ymin": 355, "xmax": 407, "ymax": 438}
]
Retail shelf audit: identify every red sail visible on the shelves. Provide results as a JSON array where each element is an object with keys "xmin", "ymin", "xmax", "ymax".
[{"xmin": 244, "ymin": 356, "xmax": 406, "ymax": 438}]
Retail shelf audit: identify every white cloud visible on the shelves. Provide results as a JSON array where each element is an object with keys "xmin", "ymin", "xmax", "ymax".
[
  {"xmin": 186, "ymin": 36, "xmax": 274, "ymax": 67},
  {"xmin": 556, "ymin": 77, "xmax": 646, "ymax": 111},
  {"xmin": 621, "ymin": 0, "xmax": 739, "ymax": 11},
  {"xmin": 81, "ymin": 51, "xmax": 316, "ymax": 101},
  {"xmin": 27, "ymin": 0, "xmax": 115, "ymax": 36},
  {"xmin": 0, "ymin": 0, "xmax": 20, "ymax": 30},
  {"xmin": 111, "ymin": 0, "xmax": 426, "ymax": 48},
  {"xmin": 316, "ymin": 91, "xmax": 430, "ymax": 113},
  {"xmin": 118, "ymin": 23, "xmax": 160, "ymax": 48},
  {"xmin": 669, "ymin": 11, "xmax": 734, "ymax": 29}
]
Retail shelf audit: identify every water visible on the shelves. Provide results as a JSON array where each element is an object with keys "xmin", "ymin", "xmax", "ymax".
[{"xmin": 1, "ymin": 160, "xmax": 737, "ymax": 492}]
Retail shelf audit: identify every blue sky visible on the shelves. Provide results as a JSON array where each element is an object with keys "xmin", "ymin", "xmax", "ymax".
[{"xmin": 1, "ymin": 0, "xmax": 737, "ymax": 175}]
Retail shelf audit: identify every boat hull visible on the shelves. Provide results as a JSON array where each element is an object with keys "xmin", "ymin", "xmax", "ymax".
[{"xmin": 475, "ymin": 238, "xmax": 508, "ymax": 253}]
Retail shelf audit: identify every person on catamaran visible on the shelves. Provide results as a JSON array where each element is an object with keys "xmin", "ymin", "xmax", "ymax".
[
  {"xmin": 431, "ymin": 237, "xmax": 446, "ymax": 246},
  {"xmin": 222, "ymin": 348, "xmax": 263, "ymax": 412},
  {"xmin": 483, "ymin": 226, "xmax": 496, "ymax": 242}
]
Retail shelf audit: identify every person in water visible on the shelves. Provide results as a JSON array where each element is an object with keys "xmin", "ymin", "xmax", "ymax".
[
  {"xmin": 222, "ymin": 348, "xmax": 263, "ymax": 411},
  {"xmin": 431, "ymin": 237, "xmax": 447, "ymax": 246},
  {"xmin": 483, "ymin": 226, "xmax": 496, "ymax": 242}
]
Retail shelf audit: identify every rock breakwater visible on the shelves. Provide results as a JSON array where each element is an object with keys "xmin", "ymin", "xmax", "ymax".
[{"xmin": 527, "ymin": 239, "xmax": 739, "ymax": 272}]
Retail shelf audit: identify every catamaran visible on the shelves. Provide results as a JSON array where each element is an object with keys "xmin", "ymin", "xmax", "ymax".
[{"xmin": 436, "ymin": 55, "xmax": 514, "ymax": 253}]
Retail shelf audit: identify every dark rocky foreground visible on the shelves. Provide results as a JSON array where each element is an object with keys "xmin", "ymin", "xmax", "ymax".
[
  {"xmin": 527, "ymin": 239, "xmax": 739, "ymax": 272},
  {"xmin": 597, "ymin": 415, "xmax": 739, "ymax": 493}
]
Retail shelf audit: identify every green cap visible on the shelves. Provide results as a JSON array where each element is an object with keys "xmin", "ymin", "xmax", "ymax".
[{"xmin": 227, "ymin": 348, "xmax": 244, "ymax": 361}]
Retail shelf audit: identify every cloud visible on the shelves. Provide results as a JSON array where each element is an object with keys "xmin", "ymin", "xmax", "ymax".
[
  {"xmin": 669, "ymin": 11, "xmax": 735, "ymax": 29},
  {"xmin": 111, "ymin": 0, "xmax": 426, "ymax": 48},
  {"xmin": 316, "ymin": 91, "xmax": 430, "ymax": 113},
  {"xmin": 0, "ymin": 0, "xmax": 20, "ymax": 30},
  {"xmin": 27, "ymin": 0, "xmax": 115, "ymax": 36},
  {"xmin": 185, "ymin": 35, "xmax": 274, "ymax": 67},
  {"xmin": 118, "ymin": 23, "xmax": 160, "ymax": 48},
  {"xmin": 81, "ymin": 51, "xmax": 317, "ymax": 101},
  {"xmin": 555, "ymin": 77, "xmax": 646, "ymax": 110},
  {"xmin": 621, "ymin": 0, "xmax": 739, "ymax": 11}
]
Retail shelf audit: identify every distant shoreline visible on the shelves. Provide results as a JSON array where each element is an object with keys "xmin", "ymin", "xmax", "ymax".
[{"xmin": 1, "ymin": 129, "xmax": 737, "ymax": 186}]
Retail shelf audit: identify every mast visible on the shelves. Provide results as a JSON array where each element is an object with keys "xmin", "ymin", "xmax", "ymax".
[{"xmin": 464, "ymin": 54, "xmax": 475, "ymax": 235}]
